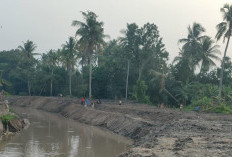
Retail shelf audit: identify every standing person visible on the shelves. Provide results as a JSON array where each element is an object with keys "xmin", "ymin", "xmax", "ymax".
[
  {"xmin": 180, "ymin": 104, "xmax": 183, "ymax": 111},
  {"xmin": 91, "ymin": 102, "xmax": 95, "ymax": 108},
  {"xmin": 160, "ymin": 103, "xmax": 165, "ymax": 109},
  {"xmin": 81, "ymin": 97, "xmax": 85, "ymax": 106},
  {"xmin": 119, "ymin": 100, "xmax": 122, "ymax": 105},
  {"xmin": 86, "ymin": 99, "xmax": 90, "ymax": 107}
]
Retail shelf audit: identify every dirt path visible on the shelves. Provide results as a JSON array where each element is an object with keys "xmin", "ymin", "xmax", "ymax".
[{"xmin": 8, "ymin": 96, "xmax": 232, "ymax": 157}]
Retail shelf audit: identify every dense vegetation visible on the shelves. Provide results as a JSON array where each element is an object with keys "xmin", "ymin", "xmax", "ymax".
[
  {"xmin": 0, "ymin": 114, "xmax": 18, "ymax": 130},
  {"xmin": 1, "ymin": 4, "xmax": 232, "ymax": 112}
]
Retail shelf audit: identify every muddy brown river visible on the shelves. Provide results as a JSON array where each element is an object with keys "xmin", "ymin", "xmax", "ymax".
[{"xmin": 0, "ymin": 108, "xmax": 131, "ymax": 157}]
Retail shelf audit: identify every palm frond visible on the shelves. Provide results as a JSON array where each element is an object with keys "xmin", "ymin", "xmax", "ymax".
[
  {"xmin": 72, "ymin": 20, "xmax": 86, "ymax": 27},
  {"xmin": 216, "ymin": 22, "xmax": 227, "ymax": 41},
  {"xmin": 178, "ymin": 38, "xmax": 189, "ymax": 44}
]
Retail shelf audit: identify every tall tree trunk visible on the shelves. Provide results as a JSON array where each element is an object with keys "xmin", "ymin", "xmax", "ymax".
[
  {"xmin": 0, "ymin": 71, "xmax": 2, "ymax": 84},
  {"xmin": 138, "ymin": 58, "xmax": 150, "ymax": 81},
  {"xmin": 138, "ymin": 64, "xmax": 145, "ymax": 81},
  {"xmin": 28, "ymin": 80, "xmax": 31, "ymax": 96},
  {"xmin": 81, "ymin": 56, "xmax": 84, "ymax": 74},
  {"xmin": 97, "ymin": 55, "xmax": 101, "ymax": 67},
  {"xmin": 125, "ymin": 60, "xmax": 130, "ymax": 100},
  {"xmin": 69, "ymin": 69, "xmax": 72, "ymax": 96},
  {"xmin": 138, "ymin": 68, "xmax": 142, "ymax": 81},
  {"xmin": 199, "ymin": 64, "xmax": 204, "ymax": 74},
  {"xmin": 89, "ymin": 56, "xmax": 92, "ymax": 101},
  {"xmin": 39, "ymin": 82, "xmax": 46, "ymax": 96},
  {"xmin": 50, "ymin": 69, "xmax": 53, "ymax": 96},
  {"xmin": 219, "ymin": 36, "xmax": 231, "ymax": 99},
  {"xmin": 163, "ymin": 88, "xmax": 178, "ymax": 103}
]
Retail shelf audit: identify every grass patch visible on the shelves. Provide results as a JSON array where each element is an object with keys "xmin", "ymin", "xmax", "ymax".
[
  {"xmin": 184, "ymin": 103, "xmax": 232, "ymax": 114},
  {"xmin": 184, "ymin": 105, "xmax": 196, "ymax": 111},
  {"xmin": 9, "ymin": 107, "xmax": 14, "ymax": 113},
  {"xmin": 0, "ymin": 114, "xmax": 18, "ymax": 125},
  {"xmin": 207, "ymin": 104, "xmax": 232, "ymax": 114}
]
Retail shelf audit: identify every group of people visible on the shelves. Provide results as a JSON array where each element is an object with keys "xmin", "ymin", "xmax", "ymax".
[{"xmin": 81, "ymin": 97, "xmax": 101, "ymax": 108}]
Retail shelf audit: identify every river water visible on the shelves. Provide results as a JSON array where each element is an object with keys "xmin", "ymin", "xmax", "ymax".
[{"xmin": 0, "ymin": 108, "xmax": 131, "ymax": 157}]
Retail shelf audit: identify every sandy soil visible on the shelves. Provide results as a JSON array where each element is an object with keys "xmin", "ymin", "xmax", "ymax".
[{"xmin": 8, "ymin": 96, "xmax": 232, "ymax": 157}]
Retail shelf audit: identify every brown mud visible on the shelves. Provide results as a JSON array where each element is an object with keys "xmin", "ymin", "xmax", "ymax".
[{"xmin": 8, "ymin": 96, "xmax": 232, "ymax": 157}]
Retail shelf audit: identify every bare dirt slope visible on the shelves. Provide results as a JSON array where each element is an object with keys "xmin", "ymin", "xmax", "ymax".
[{"xmin": 8, "ymin": 96, "xmax": 232, "ymax": 157}]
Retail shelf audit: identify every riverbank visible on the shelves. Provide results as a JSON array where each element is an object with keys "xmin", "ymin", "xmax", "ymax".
[
  {"xmin": 8, "ymin": 96, "xmax": 232, "ymax": 157},
  {"xmin": 0, "ymin": 107, "xmax": 130, "ymax": 156},
  {"xmin": 0, "ymin": 99, "xmax": 29, "ymax": 138}
]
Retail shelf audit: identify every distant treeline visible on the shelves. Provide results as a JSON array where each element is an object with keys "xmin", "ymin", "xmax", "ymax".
[{"xmin": 1, "ymin": 5, "xmax": 232, "ymax": 111}]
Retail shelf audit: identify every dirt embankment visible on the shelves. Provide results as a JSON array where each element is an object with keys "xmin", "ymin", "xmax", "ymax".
[
  {"xmin": 0, "ymin": 100, "xmax": 29, "ymax": 137},
  {"xmin": 9, "ymin": 96, "xmax": 232, "ymax": 157}
]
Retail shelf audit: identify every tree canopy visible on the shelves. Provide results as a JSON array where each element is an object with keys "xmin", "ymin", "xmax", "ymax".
[{"xmin": 2, "ymin": 7, "xmax": 232, "ymax": 113}]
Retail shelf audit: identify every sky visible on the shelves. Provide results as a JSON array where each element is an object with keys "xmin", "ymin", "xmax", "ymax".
[{"xmin": 1, "ymin": 0, "xmax": 232, "ymax": 62}]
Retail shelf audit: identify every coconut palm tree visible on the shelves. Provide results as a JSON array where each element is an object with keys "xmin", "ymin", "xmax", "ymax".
[
  {"xmin": 173, "ymin": 49, "xmax": 195, "ymax": 83},
  {"xmin": 18, "ymin": 40, "xmax": 38, "ymax": 59},
  {"xmin": 216, "ymin": 4, "xmax": 232, "ymax": 98},
  {"xmin": 42, "ymin": 50, "xmax": 59, "ymax": 96},
  {"xmin": 198, "ymin": 36, "xmax": 220, "ymax": 73},
  {"xmin": 179, "ymin": 22, "xmax": 205, "ymax": 45},
  {"xmin": 120, "ymin": 23, "xmax": 139, "ymax": 100},
  {"xmin": 72, "ymin": 11, "xmax": 106, "ymax": 100},
  {"xmin": 178, "ymin": 23, "xmax": 206, "ymax": 70},
  {"xmin": 18, "ymin": 40, "xmax": 38, "ymax": 96},
  {"xmin": 59, "ymin": 37, "xmax": 78, "ymax": 96}
]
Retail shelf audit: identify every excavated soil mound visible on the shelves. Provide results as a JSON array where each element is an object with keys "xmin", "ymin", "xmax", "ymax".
[{"xmin": 9, "ymin": 96, "xmax": 232, "ymax": 157}]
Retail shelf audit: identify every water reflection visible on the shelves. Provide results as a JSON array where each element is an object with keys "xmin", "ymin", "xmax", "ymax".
[
  {"xmin": 25, "ymin": 140, "xmax": 45, "ymax": 157},
  {"xmin": 69, "ymin": 136, "xmax": 79, "ymax": 157},
  {"xmin": 0, "ymin": 107, "xmax": 131, "ymax": 157}
]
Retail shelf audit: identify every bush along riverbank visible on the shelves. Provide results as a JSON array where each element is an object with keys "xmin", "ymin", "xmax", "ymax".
[{"xmin": 0, "ymin": 99, "xmax": 29, "ymax": 136}]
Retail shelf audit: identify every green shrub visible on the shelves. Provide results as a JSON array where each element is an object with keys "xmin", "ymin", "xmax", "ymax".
[
  {"xmin": 9, "ymin": 107, "xmax": 14, "ymax": 113},
  {"xmin": 188, "ymin": 83, "xmax": 218, "ymax": 103},
  {"xmin": 191, "ymin": 96, "xmax": 213, "ymax": 110},
  {"xmin": 0, "ymin": 114, "xmax": 18, "ymax": 125},
  {"xmin": 207, "ymin": 104, "xmax": 232, "ymax": 114},
  {"xmin": 134, "ymin": 80, "xmax": 150, "ymax": 104},
  {"xmin": 185, "ymin": 96, "xmax": 214, "ymax": 111},
  {"xmin": 186, "ymin": 96, "xmax": 232, "ymax": 114}
]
